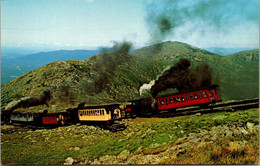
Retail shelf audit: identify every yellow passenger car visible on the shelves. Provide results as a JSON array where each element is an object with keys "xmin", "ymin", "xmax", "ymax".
[
  {"xmin": 77, "ymin": 104, "xmax": 124, "ymax": 131},
  {"xmin": 78, "ymin": 107, "xmax": 121, "ymax": 121}
]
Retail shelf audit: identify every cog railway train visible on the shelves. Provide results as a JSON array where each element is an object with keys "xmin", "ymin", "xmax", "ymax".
[{"xmin": 1, "ymin": 85, "xmax": 220, "ymax": 131}]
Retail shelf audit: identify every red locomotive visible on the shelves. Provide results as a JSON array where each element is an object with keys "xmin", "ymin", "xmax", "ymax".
[{"xmin": 155, "ymin": 85, "xmax": 220, "ymax": 111}]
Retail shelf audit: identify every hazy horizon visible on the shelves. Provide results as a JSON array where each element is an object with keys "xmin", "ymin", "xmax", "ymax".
[{"xmin": 2, "ymin": 0, "xmax": 259, "ymax": 52}]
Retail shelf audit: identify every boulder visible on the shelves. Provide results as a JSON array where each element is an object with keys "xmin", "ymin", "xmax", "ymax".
[
  {"xmin": 246, "ymin": 122, "xmax": 254, "ymax": 130},
  {"xmin": 127, "ymin": 155, "xmax": 142, "ymax": 164},
  {"xmin": 141, "ymin": 155, "xmax": 160, "ymax": 164},
  {"xmin": 99, "ymin": 155, "xmax": 117, "ymax": 164},
  {"xmin": 74, "ymin": 147, "xmax": 80, "ymax": 151},
  {"xmin": 64, "ymin": 157, "xmax": 74, "ymax": 165},
  {"xmin": 246, "ymin": 122, "xmax": 256, "ymax": 132},
  {"xmin": 195, "ymin": 113, "xmax": 201, "ymax": 116},
  {"xmin": 91, "ymin": 159, "xmax": 100, "ymax": 165}
]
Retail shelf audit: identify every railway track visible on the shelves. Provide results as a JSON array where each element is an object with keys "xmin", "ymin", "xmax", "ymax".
[{"xmin": 153, "ymin": 98, "xmax": 259, "ymax": 118}]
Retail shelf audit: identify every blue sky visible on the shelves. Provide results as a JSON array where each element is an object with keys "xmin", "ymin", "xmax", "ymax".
[{"xmin": 1, "ymin": 0, "xmax": 259, "ymax": 50}]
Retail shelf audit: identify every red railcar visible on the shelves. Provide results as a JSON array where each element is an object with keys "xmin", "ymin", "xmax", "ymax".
[
  {"xmin": 155, "ymin": 85, "xmax": 220, "ymax": 111},
  {"xmin": 41, "ymin": 113, "xmax": 68, "ymax": 126}
]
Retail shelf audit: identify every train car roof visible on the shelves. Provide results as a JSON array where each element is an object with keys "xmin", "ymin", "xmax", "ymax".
[{"xmin": 155, "ymin": 84, "xmax": 219, "ymax": 99}]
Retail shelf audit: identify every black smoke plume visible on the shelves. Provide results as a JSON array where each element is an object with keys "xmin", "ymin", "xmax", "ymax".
[
  {"xmin": 90, "ymin": 41, "xmax": 133, "ymax": 94},
  {"xmin": 5, "ymin": 89, "xmax": 52, "ymax": 112},
  {"xmin": 145, "ymin": 0, "xmax": 258, "ymax": 43},
  {"xmin": 54, "ymin": 82, "xmax": 76, "ymax": 104},
  {"xmin": 151, "ymin": 58, "xmax": 213, "ymax": 97}
]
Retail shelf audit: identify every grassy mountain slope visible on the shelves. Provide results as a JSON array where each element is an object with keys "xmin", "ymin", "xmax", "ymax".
[
  {"xmin": 223, "ymin": 49, "xmax": 259, "ymax": 99},
  {"xmin": 132, "ymin": 42, "xmax": 259, "ymax": 100},
  {"xmin": 1, "ymin": 54, "xmax": 166, "ymax": 111},
  {"xmin": 1, "ymin": 41, "xmax": 258, "ymax": 111}
]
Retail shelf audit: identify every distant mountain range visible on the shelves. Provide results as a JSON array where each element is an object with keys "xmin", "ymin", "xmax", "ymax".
[
  {"xmin": 2, "ymin": 46, "xmax": 258, "ymax": 85},
  {"xmin": 203, "ymin": 47, "xmax": 258, "ymax": 56},
  {"xmin": 1, "ymin": 50, "xmax": 100, "ymax": 84},
  {"xmin": 1, "ymin": 41, "xmax": 258, "ymax": 111}
]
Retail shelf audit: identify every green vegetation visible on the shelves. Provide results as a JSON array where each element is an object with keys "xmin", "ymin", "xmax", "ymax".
[
  {"xmin": 1, "ymin": 108, "xmax": 259, "ymax": 165},
  {"xmin": 1, "ymin": 41, "xmax": 258, "ymax": 112},
  {"xmin": 1, "ymin": 42, "xmax": 258, "ymax": 164}
]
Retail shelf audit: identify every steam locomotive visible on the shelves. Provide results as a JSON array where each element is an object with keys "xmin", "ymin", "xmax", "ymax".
[{"xmin": 1, "ymin": 85, "xmax": 220, "ymax": 130}]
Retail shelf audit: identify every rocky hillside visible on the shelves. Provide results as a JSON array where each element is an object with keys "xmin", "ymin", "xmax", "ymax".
[
  {"xmin": 1, "ymin": 108, "xmax": 259, "ymax": 164},
  {"xmin": 1, "ymin": 41, "xmax": 259, "ymax": 111}
]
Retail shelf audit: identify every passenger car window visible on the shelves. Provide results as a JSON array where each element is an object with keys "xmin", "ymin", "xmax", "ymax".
[
  {"xmin": 198, "ymin": 92, "xmax": 202, "ymax": 99},
  {"xmin": 203, "ymin": 91, "xmax": 207, "ymax": 97},
  {"xmin": 190, "ymin": 94, "xmax": 193, "ymax": 100},
  {"xmin": 194, "ymin": 93, "xmax": 198, "ymax": 99},
  {"xmin": 162, "ymin": 99, "xmax": 165, "ymax": 105},
  {"xmin": 169, "ymin": 98, "xmax": 173, "ymax": 103},
  {"xmin": 185, "ymin": 95, "xmax": 189, "ymax": 100},
  {"xmin": 181, "ymin": 96, "xmax": 185, "ymax": 101},
  {"xmin": 173, "ymin": 97, "xmax": 177, "ymax": 102}
]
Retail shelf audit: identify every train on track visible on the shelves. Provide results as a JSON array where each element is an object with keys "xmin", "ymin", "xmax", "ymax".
[
  {"xmin": 1, "ymin": 85, "xmax": 220, "ymax": 131},
  {"xmin": 156, "ymin": 84, "xmax": 220, "ymax": 110},
  {"xmin": 1, "ymin": 103, "xmax": 126, "ymax": 131}
]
